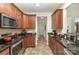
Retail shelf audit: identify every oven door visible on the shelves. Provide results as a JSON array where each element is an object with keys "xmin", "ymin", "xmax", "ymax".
[{"xmin": 10, "ymin": 39, "xmax": 23, "ymax": 55}]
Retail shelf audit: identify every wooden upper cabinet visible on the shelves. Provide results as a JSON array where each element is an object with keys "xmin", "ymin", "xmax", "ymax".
[
  {"xmin": 8, "ymin": 4, "xmax": 16, "ymax": 18},
  {"xmin": 28, "ymin": 15, "xmax": 36, "ymax": 29},
  {"xmin": 0, "ymin": 3, "xmax": 10, "ymax": 15},
  {"xmin": 0, "ymin": 3, "xmax": 36, "ymax": 29},
  {"xmin": 22, "ymin": 14, "xmax": 29, "ymax": 29},
  {"xmin": 0, "ymin": 3, "xmax": 16, "ymax": 18},
  {"xmin": 15, "ymin": 7, "xmax": 23, "ymax": 28},
  {"xmin": 52, "ymin": 9, "xmax": 63, "ymax": 29},
  {"xmin": 22, "ymin": 14, "xmax": 36, "ymax": 29}
]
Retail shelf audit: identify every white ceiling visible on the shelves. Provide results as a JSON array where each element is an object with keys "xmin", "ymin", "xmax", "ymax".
[{"xmin": 14, "ymin": 3, "xmax": 63, "ymax": 13}]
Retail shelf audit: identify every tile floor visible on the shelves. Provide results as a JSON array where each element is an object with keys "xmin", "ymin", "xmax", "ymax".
[{"xmin": 23, "ymin": 36, "xmax": 53, "ymax": 55}]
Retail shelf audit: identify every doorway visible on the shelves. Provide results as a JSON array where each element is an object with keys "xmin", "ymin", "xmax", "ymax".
[{"xmin": 37, "ymin": 16, "xmax": 47, "ymax": 44}]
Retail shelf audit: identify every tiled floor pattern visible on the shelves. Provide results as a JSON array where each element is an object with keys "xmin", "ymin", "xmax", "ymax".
[{"xmin": 23, "ymin": 36, "xmax": 53, "ymax": 55}]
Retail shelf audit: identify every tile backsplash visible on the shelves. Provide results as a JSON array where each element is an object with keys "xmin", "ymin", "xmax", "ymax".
[
  {"xmin": 0, "ymin": 28, "xmax": 36, "ymax": 35},
  {"xmin": 0, "ymin": 28, "xmax": 22, "ymax": 35}
]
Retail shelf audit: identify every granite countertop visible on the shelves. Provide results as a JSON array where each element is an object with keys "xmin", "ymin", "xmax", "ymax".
[
  {"xmin": 0, "ymin": 35, "xmax": 24, "ymax": 53},
  {"xmin": 49, "ymin": 34, "xmax": 79, "ymax": 55},
  {"xmin": 26, "ymin": 33, "xmax": 36, "ymax": 35}
]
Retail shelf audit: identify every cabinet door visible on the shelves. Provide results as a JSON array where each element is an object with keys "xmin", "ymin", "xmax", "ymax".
[
  {"xmin": 29, "ymin": 35, "xmax": 35, "ymax": 47},
  {"xmin": 48, "ymin": 36, "xmax": 51, "ymax": 47},
  {"xmin": 52, "ymin": 9, "xmax": 63, "ymax": 29},
  {"xmin": 49, "ymin": 36, "xmax": 56, "ymax": 54},
  {"xmin": 18, "ymin": 12, "xmax": 22, "ymax": 28},
  {"xmin": 55, "ymin": 10, "xmax": 63, "ymax": 29},
  {"xmin": 49, "ymin": 36, "xmax": 54, "ymax": 50},
  {"xmin": 0, "ymin": 3, "xmax": 10, "ymax": 15},
  {"xmin": 22, "ymin": 15, "xmax": 29, "ymax": 29},
  {"xmin": 8, "ymin": 4, "xmax": 16, "ymax": 18},
  {"xmin": 0, "ymin": 3, "xmax": 16, "ymax": 18},
  {"xmin": 24, "ymin": 35, "xmax": 30, "ymax": 47},
  {"xmin": 52, "ymin": 15, "xmax": 55, "ymax": 29},
  {"xmin": 23, "ymin": 36, "xmax": 28, "ymax": 48},
  {"xmin": 24, "ymin": 35, "xmax": 35, "ymax": 47},
  {"xmin": 28, "ymin": 15, "xmax": 36, "ymax": 29},
  {"xmin": 52, "ymin": 39, "xmax": 57, "ymax": 55},
  {"xmin": 56, "ymin": 41, "xmax": 64, "ymax": 55},
  {"xmin": 15, "ymin": 8, "xmax": 22, "ymax": 28},
  {"xmin": 20, "ymin": 13, "xmax": 23, "ymax": 28}
]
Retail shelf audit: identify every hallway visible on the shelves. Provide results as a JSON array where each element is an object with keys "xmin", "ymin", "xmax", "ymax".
[{"xmin": 23, "ymin": 36, "xmax": 53, "ymax": 55}]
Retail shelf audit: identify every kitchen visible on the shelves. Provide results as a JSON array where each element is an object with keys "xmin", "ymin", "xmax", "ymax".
[{"xmin": 0, "ymin": 3, "xmax": 79, "ymax": 55}]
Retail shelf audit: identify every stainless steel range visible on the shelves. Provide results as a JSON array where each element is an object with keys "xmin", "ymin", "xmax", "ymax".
[{"xmin": 10, "ymin": 39, "xmax": 23, "ymax": 55}]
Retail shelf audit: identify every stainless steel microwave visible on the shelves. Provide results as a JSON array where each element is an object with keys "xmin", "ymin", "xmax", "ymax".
[{"xmin": 0, "ymin": 13, "xmax": 17, "ymax": 28}]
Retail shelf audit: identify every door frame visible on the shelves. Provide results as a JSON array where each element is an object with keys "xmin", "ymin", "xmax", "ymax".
[{"xmin": 36, "ymin": 16, "xmax": 47, "ymax": 45}]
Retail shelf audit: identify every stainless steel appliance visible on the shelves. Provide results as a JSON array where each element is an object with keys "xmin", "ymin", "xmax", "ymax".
[
  {"xmin": 10, "ymin": 39, "xmax": 23, "ymax": 55},
  {"xmin": 0, "ymin": 13, "xmax": 17, "ymax": 28}
]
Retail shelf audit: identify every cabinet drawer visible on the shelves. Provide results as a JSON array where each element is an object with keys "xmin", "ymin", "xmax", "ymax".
[{"xmin": 0, "ymin": 48, "xmax": 9, "ymax": 55}]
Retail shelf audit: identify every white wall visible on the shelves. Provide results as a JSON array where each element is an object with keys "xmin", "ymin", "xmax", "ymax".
[
  {"xmin": 66, "ymin": 4, "xmax": 79, "ymax": 33},
  {"xmin": 59, "ymin": 3, "xmax": 72, "ymax": 34}
]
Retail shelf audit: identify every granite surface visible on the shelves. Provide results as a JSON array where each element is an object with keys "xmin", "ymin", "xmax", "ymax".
[{"xmin": 49, "ymin": 34, "xmax": 79, "ymax": 55}]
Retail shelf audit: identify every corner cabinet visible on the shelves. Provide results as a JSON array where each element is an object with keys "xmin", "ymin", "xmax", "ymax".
[
  {"xmin": 52, "ymin": 9, "xmax": 63, "ymax": 30},
  {"xmin": 22, "ymin": 14, "xmax": 36, "ymax": 29}
]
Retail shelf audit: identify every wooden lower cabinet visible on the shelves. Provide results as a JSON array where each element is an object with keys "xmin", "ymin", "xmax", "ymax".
[
  {"xmin": 23, "ymin": 34, "xmax": 35, "ymax": 48},
  {"xmin": 0, "ymin": 48, "xmax": 9, "ymax": 55},
  {"xmin": 56, "ymin": 41, "xmax": 64, "ymax": 55},
  {"xmin": 49, "ymin": 35, "xmax": 64, "ymax": 55},
  {"xmin": 26, "ymin": 34, "xmax": 35, "ymax": 47}
]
